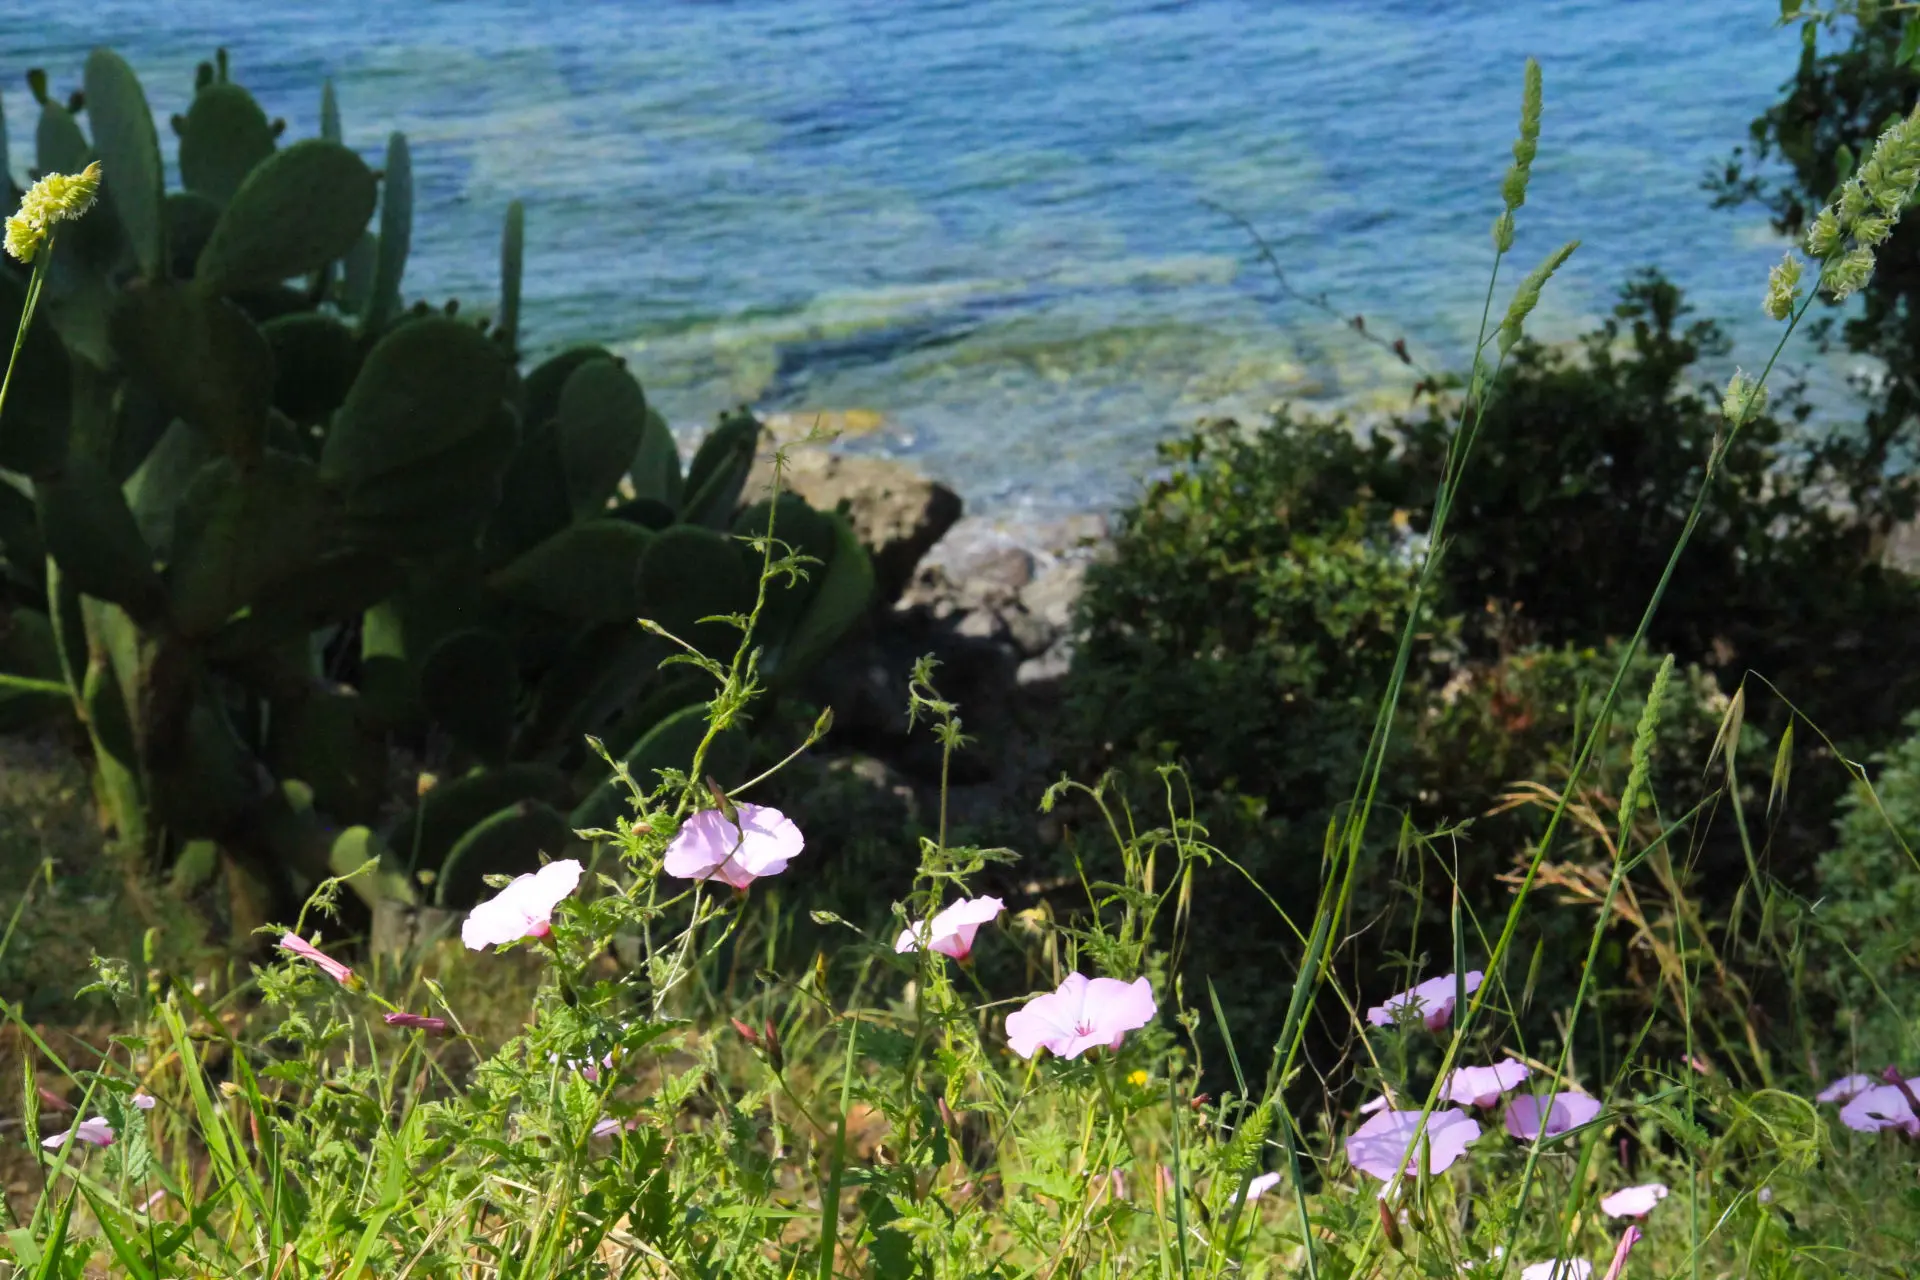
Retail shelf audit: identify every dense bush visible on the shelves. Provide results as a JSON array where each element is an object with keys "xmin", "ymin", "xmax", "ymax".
[
  {"xmin": 1393, "ymin": 272, "xmax": 1920, "ymax": 750},
  {"xmin": 1813, "ymin": 709, "xmax": 1920, "ymax": 1066},
  {"xmin": 1068, "ymin": 271, "xmax": 1920, "ymax": 1062}
]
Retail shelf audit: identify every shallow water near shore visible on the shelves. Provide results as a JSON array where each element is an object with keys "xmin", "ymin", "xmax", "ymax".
[{"xmin": 5, "ymin": 1, "xmax": 1811, "ymax": 513}]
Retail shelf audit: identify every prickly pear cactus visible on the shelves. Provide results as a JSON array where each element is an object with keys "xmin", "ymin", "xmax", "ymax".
[{"xmin": 0, "ymin": 48, "xmax": 874, "ymax": 931}]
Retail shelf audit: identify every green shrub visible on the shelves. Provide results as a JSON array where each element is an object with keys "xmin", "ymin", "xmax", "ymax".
[
  {"xmin": 1813, "ymin": 710, "xmax": 1920, "ymax": 1065},
  {"xmin": 1390, "ymin": 271, "xmax": 1920, "ymax": 751},
  {"xmin": 1066, "ymin": 271, "xmax": 1920, "ymax": 1060}
]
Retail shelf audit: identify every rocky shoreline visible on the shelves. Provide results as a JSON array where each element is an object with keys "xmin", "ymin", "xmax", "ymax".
[{"xmin": 747, "ymin": 441, "xmax": 1110, "ymax": 825}]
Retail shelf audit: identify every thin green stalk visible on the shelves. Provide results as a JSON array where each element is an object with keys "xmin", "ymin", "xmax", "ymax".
[
  {"xmin": 1354, "ymin": 261, "xmax": 1819, "ymax": 1280},
  {"xmin": 0, "ymin": 234, "xmax": 52, "ymax": 422}
]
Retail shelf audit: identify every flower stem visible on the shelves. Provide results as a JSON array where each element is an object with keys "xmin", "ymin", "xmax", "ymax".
[{"xmin": 0, "ymin": 235, "xmax": 54, "ymax": 428}]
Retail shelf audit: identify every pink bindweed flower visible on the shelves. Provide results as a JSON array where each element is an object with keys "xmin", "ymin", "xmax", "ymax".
[
  {"xmin": 555, "ymin": 1049, "xmax": 618, "ymax": 1083},
  {"xmin": 662, "ymin": 804, "xmax": 805, "ymax": 889},
  {"xmin": 384, "ymin": 1012, "xmax": 451, "ymax": 1034},
  {"xmin": 41, "ymin": 1116, "xmax": 114, "ymax": 1149},
  {"xmin": 1521, "ymin": 1262, "xmax": 1593, "ymax": 1280},
  {"xmin": 278, "ymin": 932, "xmax": 355, "ymax": 986},
  {"xmin": 1599, "ymin": 1183, "xmax": 1669, "ymax": 1219},
  {"xmin": 1838, "ymin": 1083, "xmax": 1920, "ymax": 1137},
  {"xmin": 461, "ymin": 859, "xmax": 583, "ymax": 950},
  {"xmin": 1004, "ymin": 973, "xmax": 1156, "ymax": 1060},
  {"xmin": 130, "ymin": 1090, "xmax": 155, "ymax": 1111},
  {"xmin": 1366, "ymin": 971, "xmax": 1483, "ymax": 1032},
  {"xmin": 590, "ymin": 1115, "xmax": 624, "ymax": 1138},
  {"xmin": 1244, "ymin": 1171, "xmax": 1282, "ymax": 1202},
  {"xmin": 1445, "ymin": 1058, "xmax": 1531, "ymax": 1107},
  {"xmin": 1359, "ymin": 1093, "xmax": 1392, "ymax": 1115},
  {"xmin": 1505, "ymin": 1091, "xmax": 1603, "ymax": 1141},
  {"xmin": 895, "ymin": 895, "xmax": 1005, "ymax": 960},
  {"xmin": 1816, "ymin": 1073, "xmax": 1877, "ymax": 1104},
  {"xmin": 1345, "ymin": 1108, "xmax": 1481, "ymax": 1180},
  {"xmin": 1600, "ymin": 1225, "xmax": 1642, "ymax": 1280}
]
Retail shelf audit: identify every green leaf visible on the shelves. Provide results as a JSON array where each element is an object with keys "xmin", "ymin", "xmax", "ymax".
[
  {"xmin": 83, "ymin": 49, "xmax": 166, "ymax": 280},
  {"xmin": 630, "ymin": 408, "xmax": 683, "ymax": 510},
  {"xmin": 111, "ymin": 282, "xmax": 273, "ymax": 460},
  {"xmin": 322, "ymin": 316, "xmax": 512, "ymax": 486},
  {"xmin": 35, "ymin": 97, "xmax": 91, "ymax": 177},
  {"xmin": 392, "ymin": 764, "xmax": 570, "ymax": 875},
  {"xmin": 177, "ymin": 81, "xmax": 275, "ymax": 205},
  {"xmin": 419, "ymin": 628, "xmax": 518, "ymax": 766},
  {"xmin": 487, "ymin": 519, "xmax": 655, "ymax": 622},
  {"xmin": 681, "ymin": 410, "xmax": 759, "ymax": 528},
  {"xmin": 436, "ymin": 800, "xmax": 574, "ymax": 907},
  {"xmin": 320, "ymin": 79, "xmax": 341, "ymax": 144},
  {"xmin": 36, "ymin": 457, "xmax": 166, "ymax": 621},
  {"xmin": 168, "ymin": 452, "xmax": 330, "ymax": 635},
  {"xmin": 556, "ymin": 358, "xmax": 648, "ymax": 518},
  {"xmin": 636, "ymin": 524, "xmax": 756, "ymax": 658},
  {"xmin": 499, "ymin": 200, "xmax": 524, "ymax": 352},
  {"xmin": 197, "ymin": 140, "xmax": 377, "ymax": 293},
  {"xmin": 0, "ymin": 273, "xmax": 73, "ymax": 478},
  {"xmin": 362, "ymin": 131, "xmax": 411, "ymax": 334},
  {"xmin": 1899, "ymin": 17, "xmax": 1920, "ymax": 67}
]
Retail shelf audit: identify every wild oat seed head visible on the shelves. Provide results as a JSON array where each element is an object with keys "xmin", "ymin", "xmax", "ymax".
[
  {"xmin": 4, "ymin": 160, "xmax": 103, "ymax": 263},
  {"xmin": 1498, "ymin": 239, "xmax": 1579, "ymax": 356},
  {"xmin": 1806, "ymin": 208, "xmax": 1843, "ymax": 258},
  {"xmin": 1764, "ymin": 252, "xmax": 1802, "ymax": 322},
  {"xmin": 1501, "ymin": 59, "xmax": 1545, "ymax": 216},
  {"xmin": 1823, "ymin": 245, "xmax": 1877, "ymax": 301},
  {"xmin": 1491, "ymin": 210, "xmax": 1515, "ymax": 253},
  {"xmin": 1721, "ymin": 368, "xmax": 1767, "ymax": 425},
  {"xmin": 1853, "ymin": 215, "xmax": 1894, "ymax": 248},
  {"xmin": 1620, "ymin": 654, "xmax": 1675, "ymax": 822},
  {"xmin": 2, "ymin": 215, "xmax": 37, "ymax": 264}
]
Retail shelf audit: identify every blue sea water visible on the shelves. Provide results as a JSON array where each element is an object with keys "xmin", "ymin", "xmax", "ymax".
[{"xmin": 3, "ymin": 1, "xmax": 1807, "ymax": 513}]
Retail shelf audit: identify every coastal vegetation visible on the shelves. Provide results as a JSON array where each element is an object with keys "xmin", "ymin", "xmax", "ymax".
[{"xmin": 7, "ymin": 9, "xmax": 1920, "ymax": 1277}]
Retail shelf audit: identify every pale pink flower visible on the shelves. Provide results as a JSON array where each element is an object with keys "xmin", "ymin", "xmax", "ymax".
[
  {"xmin": 278, "ymin": 932, "xmax": 355, "ymax": 986},
  {"xmin": 1359, "ymin": 1093, "xmax": 1392, "ymax": 1115},
  {"xmin": 1244, "ymin": 1171, "xmax": 1283, "ymax": 1202},
  {"xmin": 130, "ymin": 1090, "xmax": 156, "ymax": 1111},
  {"xmin": 556, "ymin": 1050, "xmax": 617, "ymax": 1083},
  {"xmin": 41, "ymin": 1116, "xmax": 114, "ymax": 1149},
  {"xmin": 591, "ymin": 1115, "xmax": 624, "ymax": 1138},
  {"xmin": 1005, "ymin": 973, "xmax": 1156, "ymax": 1060},
  {"xmin": 1838, "ymin": 1083, "xmax": 1920, "ymax": 1137},
  {"xmin": 1504, "ymin": 1091, "xmax": 1603, "ymax": 1140},
  {"xmin": 1345, "ymin": 1108, "xmax": 1481, "ymax": 1180},
  {"xmin": 662, "ymin": 804, "xmax": 804, "ymax": 889},
  {"xmin": 895, "ymin": 895, "xmax": 1005, "ymax": 960},
  {"xmin": 1816, "ymin": 1073, "xmax": 1876, "ymax": 1104},
  {"xmin": 1521, "ymin": 1262, "xmax": 1592, "ymax": 1280},
  {"xmin": 1445, "ymin": 1058, "xmax": 1530, "ymax": 1107},
  {"xmin": 1600, "ymin": 1225, "xmax": 1642, "ymax": 1280},
  {"xmin": 1090, "ymin": 1168, "xmax": 1128, "ymax": 1204},
  {"xmin": 1367, "ymin": 971, "xmax": 1483, "ymax": 1031},
  {"xmin": 136, "ymin": 1189, "xmax": 166, "ymax": 1215},
  {"xmin": 461, "ymin": 859, "xmax": 583, "ymax": 950},
  {"xmin": 1599, "ymin": 1183, "xmax": 1668, "ymax": 1219},
  {"xmin": 384, "ymin": 1012, "xmax": 451, "ymax": 1034}
]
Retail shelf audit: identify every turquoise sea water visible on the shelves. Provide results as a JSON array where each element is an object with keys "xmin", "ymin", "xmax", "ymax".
[{"xmin": 4, "ymin": 2, "xmax": 1806, "ymax": 512}]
